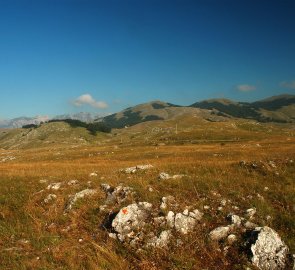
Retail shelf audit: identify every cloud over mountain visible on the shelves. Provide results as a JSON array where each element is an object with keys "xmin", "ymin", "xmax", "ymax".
[
  {"xmin": 236, "ymin": 84, "xmax": 256, "ymax": 92},
  {"xmin": 73, "ymin": 94, "xmax": 108, "ymax": 109}
]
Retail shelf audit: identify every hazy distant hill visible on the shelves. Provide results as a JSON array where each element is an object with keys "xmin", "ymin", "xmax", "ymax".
[
  {"xmin": 0, "ymin": 116, "xmax": 49, "ymax": 128},
  {"xmin": 190, "ymin": 94, "xmax": 295, "ymax": 123},
  {"xmin": 0, "ymin": 113, "xmax": 101, "ymax": 128},
  {"xmin": 52, "ymin": 112, "xmax": 96, "ymax": 123}
]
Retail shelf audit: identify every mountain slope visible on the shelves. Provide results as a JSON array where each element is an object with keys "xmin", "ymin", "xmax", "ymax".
[
  {"xmin": 101, "ymin": 100, "xmax": 227, "ymax": 128},
  {"xmin": 190, "ymin": 94, "xmax": 295, "ymax": 122}
]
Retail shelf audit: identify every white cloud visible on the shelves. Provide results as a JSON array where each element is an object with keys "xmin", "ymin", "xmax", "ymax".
[
  {"xmin": 280, "ymin": 80, "xmax": 295, "ymax": 89},
  {"xmin": 236, "ymin": 84, "xmax": 256, "ymax": 92},
  {"xmin": 73, "ymin": 94, "xmax": 108, "ymax": 109}
]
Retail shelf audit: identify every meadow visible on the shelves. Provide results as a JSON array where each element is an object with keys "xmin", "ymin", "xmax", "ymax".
[{"xmin": 0, "ymin": 118, "xmax": 294, "ymax": 269}]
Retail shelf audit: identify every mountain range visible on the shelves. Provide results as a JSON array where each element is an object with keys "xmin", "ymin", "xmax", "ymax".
[
  {"xmin": 101, "ymin": 94, "xmax": 295, "ymax": 128},
  {"xmin": 1, "ymin": 94, "xmax": 294, "ymax": 129}
]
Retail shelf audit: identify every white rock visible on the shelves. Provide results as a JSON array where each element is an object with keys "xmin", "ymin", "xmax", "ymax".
[
  {"xmin": 249, "ymin": 226, "xmax": 289, "ymax": 270},
  {"xmin": 68, "ymin": 179, "xmax": 78, "ymax": 185},
  {"xmin": 209, "ymin": 226, "xmax": 231, "ymax": 241},
  {"xmin": 166, "ymin": 211, "xmax": 175, "ymax": 228},
  {"xmin": 190, "ymin": 209, "xmax": 204, "ymax": 221},
  {"xmin": 147, "ymin": 230, "xmax": 172, "ymax": 248},
  {"xmin": 121, "ymin": 164, "xmax": 154, "ymax": 174},
  {"xmin": 183, "ymin": 209, "xmax": 189, "ymax": 216},
  {"xmin": 44, "ymin": 194, "xmax": 57, "ymax": 204},
  {"xmin": 39, "ymin": 179, "xmax": 48, "ymax": 184},
  {"xmin": 100, "ymin": 183, "xmax": 113, "ymax": 193},
  {"xmin": 228, "ymin": 214, "xmax": 242, "ymax": 227},
  {"xmin": 112, "ymin": 202, "xmax": 152, "ymax": 236},
  {"xmin": 46, "ymin": 182, "xmax": 62, "ymax": 190},
  {"xmin": 204, "ymin": 205, "xmax": 210, "ymax": 210},
  {"xmin": 65, "ymin": 189, "xmax": 97, "ymax": 211},
  {"xmin": 220, "ymin": 199, "xmax": 227, "ymax": 206},
  {"xmin": 89, "ymin": 172, "xmax": 98, "ymax": 177},
  {"xmin": 136, "ymin": 164, "xmax": 154, "ymax": 170},
  {"xmin": 174, "ymin": 213, "xmax": 196, "ymax": 234},
  {"xmin": 159, "ymin": 172, "xmax": 171, "ymax": 180},
  {"xmin": 246, "ymin": 208, "xmax": 256, "ymax": 219},
  {"xmin": 108, "ymin": 233, "xmax": 117, "ymax": 240},
  {"xmin": 159, "ymin": 172, "xmax": 185, "ymax": 180}
]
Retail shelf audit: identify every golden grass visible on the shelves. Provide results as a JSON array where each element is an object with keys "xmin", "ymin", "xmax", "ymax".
[{"xmin": 0, "ymin": 121, "xmax": 294, "ymax": 269}]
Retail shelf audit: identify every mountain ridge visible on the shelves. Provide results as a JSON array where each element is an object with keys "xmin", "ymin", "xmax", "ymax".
[{"xmin": 1, "ymin": 94, "xmax": 294, "ymax": 129}]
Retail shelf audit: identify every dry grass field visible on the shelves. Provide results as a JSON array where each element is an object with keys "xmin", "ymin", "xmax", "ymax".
[{"xmin": 0, "ymin": 118, "xmax": 294, "ymax": 269}]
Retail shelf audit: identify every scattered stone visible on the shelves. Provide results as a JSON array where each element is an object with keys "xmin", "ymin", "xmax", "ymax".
[
  {"xmin": 164, "ymin": 209, "xmax": 202, "ymax": 235},
  {"xmin": 204, "ymin": 205, "xmax": 210, "ymax": 210},
  {"xmin": 166, "ymin": 211, "xmax": 175, "ymax": 228},
  {"xmin": 220, "ymin": 199, "xmax": 227, "ymax": 206},
  {"xmin": 217, "ymin": 207, "xmax": 223, "ymax": 212},
  {"xmin": 100, "ymin": 183, "xmax": 113, "ymax": 193},
  {"xmin": 121, "ymin": 164, "xmax": 154, "ymax": 174},
  {"xmin": 146, "ymin": 230, "xmax": 172, "ymax": 248},
  {"xmin": 89, "ymin": 172, "xmax": 98, "ymax": 177},
  {"xmin": 174, "ymin": 212, "xmax": 197, "ymax": 234},
  {"xmin": 44, "ymin": 194, "xmax": 57, "ymax": 204},
  {"xmin": 65, "ymin": 189, "xmax": 97, "ymax": 212},
  {"xmin": 227, "ymin": 214, "xmax": 242, "ymax": 228},
  {"xmin": 246, "ymin": 208, "xmax": 256, "ymax": 219},
  {"xmin": 209, "ymin": 226, "xmax": 231, "ymax": 241},
  {"xmin": 264, "ymin": 186, "xmax": 269, "ymax": 192},
  {"xmin": 159, "ymin": 172, "xmax": 170, "ymax": 180},
  {"xmin": 189, "ymin": 209, "xmax": 204, "ymax": 221},
  {"xmin": 68, "ymin": 179, "xmax": 79, "ymax": 185},
  {"xmin": 46, "ymin": 182, "xmax": 62, "ymax": 190},
  {"xmin": 39, "ymin": 179, "xmax": 48, "ymax": 184},
  {"xmin": 159, "ymin": 172, "xmax": 185, "ymax": 180},
  {"xmin": 246, "ymin": 226, "xmax": 289, "ymax": 270}
]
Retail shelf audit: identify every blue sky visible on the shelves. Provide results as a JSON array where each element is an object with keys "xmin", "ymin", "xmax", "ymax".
[{"xmin": 0, "ymin": 0, "xmax": 294, "ymax": 118}]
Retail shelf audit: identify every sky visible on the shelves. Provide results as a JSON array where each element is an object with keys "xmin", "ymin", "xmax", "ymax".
[{"xmin": 0, "ymin": 0, "xmax": 295, "ymax": 118}]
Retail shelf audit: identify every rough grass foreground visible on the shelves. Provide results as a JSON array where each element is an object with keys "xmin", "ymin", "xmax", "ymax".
[{"xmin": 0, "ymin": 137, "xmax": 294, "ymax": 269}]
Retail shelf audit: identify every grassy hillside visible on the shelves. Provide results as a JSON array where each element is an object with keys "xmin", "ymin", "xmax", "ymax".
[{"xmin": 0, "ymin": 121, "xmax": 110, "ymax": 150}]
